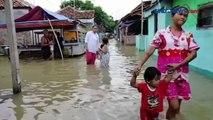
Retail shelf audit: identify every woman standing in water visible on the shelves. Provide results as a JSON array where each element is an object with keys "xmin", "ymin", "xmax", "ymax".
[{"xmin": 41, "ymin": 29, "xmax": 51, "ymax": 60}]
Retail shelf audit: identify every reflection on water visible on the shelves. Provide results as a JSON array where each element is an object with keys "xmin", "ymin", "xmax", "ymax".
[
  {"xmin": 0, "ymin": 40, "xmax": 213, "ymax": 120},
  {"xmin": 13, "ymin": 94, "xmax": 24, "ymax": 120}
]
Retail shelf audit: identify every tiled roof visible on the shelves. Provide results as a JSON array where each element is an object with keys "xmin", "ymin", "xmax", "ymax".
[
  {"xmin": 0, "ymin": 0, "xmax": 34, "ymax": 9},
  {"xmin": 58, "ymin": 6, "xmax": 95, "ymax": 19}
]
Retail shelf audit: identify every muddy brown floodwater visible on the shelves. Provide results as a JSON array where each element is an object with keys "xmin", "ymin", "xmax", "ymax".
[{"xmin": 0, "ymin": 40, "xmax": 213, "ymax": 120}]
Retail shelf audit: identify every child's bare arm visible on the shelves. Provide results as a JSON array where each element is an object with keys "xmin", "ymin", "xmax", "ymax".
[
  {"xmin": 100, "ymin": 45, "xmax": 107, "ymax": 53},
  {"xmin": 130, "ymin": 72, "xmax": 138, "ymax": 88}
]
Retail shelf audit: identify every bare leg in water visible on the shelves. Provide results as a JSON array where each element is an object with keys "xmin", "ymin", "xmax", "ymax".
[{"xmin": 166, "ymin": 99, "xmax": 182, "ymax": 120}]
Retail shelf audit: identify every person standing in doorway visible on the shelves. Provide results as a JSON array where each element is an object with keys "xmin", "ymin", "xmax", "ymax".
[
  {"xmin": 54, "ymin": 32, "xmax": 64, "ymax": 58},
  {"xmin": 85, "ymin": 25, "xmax": 100, "ymax": 64}
]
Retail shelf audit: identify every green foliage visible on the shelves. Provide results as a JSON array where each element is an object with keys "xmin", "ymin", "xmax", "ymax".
[
  {"xmin": 60, "ymin": 0, "xmax": 84, "ymax": 9},
  {"xmin": 60, "ymin": 0, "xmax": 116, "ymax": 32}
]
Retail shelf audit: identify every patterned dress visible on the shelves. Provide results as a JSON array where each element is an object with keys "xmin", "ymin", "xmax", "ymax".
[
  {"xmin": 151, "ymin": 26, "xmax": 200, "ymax": 100},
  {"xmin": 100, "ymin": 45, "xmax": 110, "ymax": 68}
]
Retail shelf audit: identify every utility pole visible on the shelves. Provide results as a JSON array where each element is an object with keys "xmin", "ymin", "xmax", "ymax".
[
  {"xmin": 5, "ymin": 0, "xmax": 21, "ymax": 94},
  {"xmin": 141, "ymin": 0, "xmax": 144, "ymax": 35},
  {"xmin": 74, "ymin": 0, "xmax": 76, "ymax": 20}
]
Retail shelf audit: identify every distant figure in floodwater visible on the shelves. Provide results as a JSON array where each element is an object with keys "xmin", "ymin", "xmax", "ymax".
[
  {"xmin": 54, "ymin": 32, "xmax": 64, "ymax": 58},
  {"xmin": 48, "ymin": 31, "xmax": 55, "ymax": 60},
  {"xmin": 99, "ymin": 37, "xmax": 110, "ymax": 68},
  {"xmin": 41, "ymin": 29, "xmax": 51, "ymax": 60},
  {"xmin": 85, "ymin": 25, "xmax": 100, "ymax": 65}
]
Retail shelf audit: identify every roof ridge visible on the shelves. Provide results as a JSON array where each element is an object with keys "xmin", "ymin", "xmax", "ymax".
[
  {"xmin": 58, "ymin": 6, "xmax": 95, "ymax": 13},
  {"xmin": 0, "ymin": 0, "xmax": 34, "ymax": 8},
  {"xmin": 20, "ymin": 0, "xmax": 35, "ymax": 8}
]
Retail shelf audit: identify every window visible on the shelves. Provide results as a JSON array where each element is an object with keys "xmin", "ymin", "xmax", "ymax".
[{"xmin": 198, "ymin": 3, "xmax": 213, "ymax": 27}]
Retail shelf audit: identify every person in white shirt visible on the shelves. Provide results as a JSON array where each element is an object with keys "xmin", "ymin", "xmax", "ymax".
[{"xmin": 85, "ymin": 25, "xmax": 100, "ymax": 64}]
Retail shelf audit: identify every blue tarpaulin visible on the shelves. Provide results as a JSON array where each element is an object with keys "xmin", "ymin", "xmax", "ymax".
[{"xmin": 121, "ymin": 19, "xmax": 140, "ymax": 28}]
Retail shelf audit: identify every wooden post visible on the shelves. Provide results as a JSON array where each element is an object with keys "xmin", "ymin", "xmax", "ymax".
[
  {"xmin": 47, "ymin": 18, "xmax": 64, "ymax": 60},
  {"xmin": 5, "ymin": 0, "xmax": 21, "ymax": 94}
]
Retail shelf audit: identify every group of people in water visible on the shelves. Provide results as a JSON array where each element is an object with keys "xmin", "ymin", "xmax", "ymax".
[
  {"xmin": 85, "ymin": 25, "xmax": 110, "ymax": 68},
  {"xmin": 85, "ymin": 6, "xmax": 200, "ymax": 120},
  {"xmin": 40, "ymin": 5, "xmax": 200, "ymax": 120},
  {"xmin": 41, "ymin": 26, "xmax": 110, "ymax": 69}
]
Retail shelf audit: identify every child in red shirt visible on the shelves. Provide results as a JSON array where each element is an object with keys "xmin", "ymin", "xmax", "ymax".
[{"xmin": 130, "ymin": 66, "xmax": 173, "ymax": 120}]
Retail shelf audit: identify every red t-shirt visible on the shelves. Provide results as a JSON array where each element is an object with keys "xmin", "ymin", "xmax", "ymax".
[{"xmin": 138, "ymin": 80, "xmax": 168, "ymax": 112}]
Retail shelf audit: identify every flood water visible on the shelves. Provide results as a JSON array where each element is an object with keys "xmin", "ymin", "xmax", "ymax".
[{"xmin": 0, "ymin": 40, "xmax": 213, "ymax": 120}]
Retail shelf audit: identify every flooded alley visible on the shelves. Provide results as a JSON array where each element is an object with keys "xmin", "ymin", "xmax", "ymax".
[{"xmin": 0, "ymin": 40, "xmax": 213, "ymax": 120}]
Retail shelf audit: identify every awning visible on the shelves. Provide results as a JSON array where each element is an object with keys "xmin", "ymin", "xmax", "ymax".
[
  {"xmin": 121, "ymin": 19, "xmax": 140, "ymax": 28},
  {"xmin": 0, "ymin": 6, "xmax": 74, "ymax": 31}
]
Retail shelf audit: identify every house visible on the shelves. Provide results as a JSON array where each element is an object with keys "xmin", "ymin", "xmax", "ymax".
[
  {"xmin": 140, "ymin": 0, "xmax": 172, "ymax": 51},
  {"xmin": 57, "ymin": 6, "xmax": 95, "ymax": 56},
  {"xmin": 57, "ymin": 6, "xmax": 95, "ymax": 27},
  {"xmin": 137, "ymin": 0, "xmax": 213, "ymax": 77},
  {"xmin": 116, "ymin": 1, "xmax": 151, "ymax": 45},
  {"xmin": 0, "ymin": 0, "xmax": 34, "ymax": 46}
]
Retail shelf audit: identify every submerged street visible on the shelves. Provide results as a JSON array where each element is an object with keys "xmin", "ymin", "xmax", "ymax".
[{"xmin": 0, "ymin": 40, "xmax": 213, "ymax": 120}]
